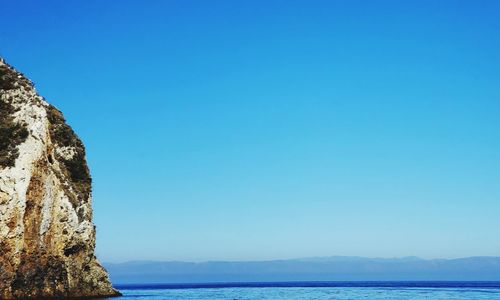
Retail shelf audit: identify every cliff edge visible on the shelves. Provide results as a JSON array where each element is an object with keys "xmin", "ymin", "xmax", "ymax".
[{"xmin": 0, "ymin": 58, "xmax": 120, "ymax": 299}]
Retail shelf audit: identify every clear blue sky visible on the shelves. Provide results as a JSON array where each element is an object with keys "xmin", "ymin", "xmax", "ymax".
[{"xmin": 1, "ymin": 0, "xmax": 499, "ymax": 263}]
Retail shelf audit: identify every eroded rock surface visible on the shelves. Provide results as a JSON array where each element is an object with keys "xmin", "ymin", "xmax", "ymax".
[{"xmin": 0, "ymin": 58, "xmax": 119, "ymax": 299}]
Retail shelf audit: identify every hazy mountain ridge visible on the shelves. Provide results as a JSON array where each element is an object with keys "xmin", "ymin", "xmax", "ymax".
[{"xmin": 104, "ymin": 256, "xmax": 500, "ymax": 283}]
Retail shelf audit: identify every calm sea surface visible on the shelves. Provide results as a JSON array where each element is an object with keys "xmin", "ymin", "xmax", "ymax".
[{"xmin": 108, "ymin": 282, "xmax": 500, "ymax": 300}]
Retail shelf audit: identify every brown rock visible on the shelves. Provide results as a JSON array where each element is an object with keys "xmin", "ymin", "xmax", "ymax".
[{"xmin": 0, "ymin": 58, "xmax": 120, "ymax": 299}]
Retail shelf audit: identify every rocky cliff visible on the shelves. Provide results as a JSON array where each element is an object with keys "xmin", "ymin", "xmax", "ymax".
[{"xmin": 0, "ymin": 58, "xmax": 120, "ymax": 299}]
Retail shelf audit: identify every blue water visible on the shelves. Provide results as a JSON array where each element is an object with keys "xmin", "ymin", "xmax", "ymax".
[{"xmin": 109, "ymin": 282, "xmax": 500, "ymax": 299}]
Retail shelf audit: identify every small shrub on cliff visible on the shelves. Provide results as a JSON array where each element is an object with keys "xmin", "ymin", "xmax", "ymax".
[
  {"xmin": 1, "ymin": 64, "xmax": 30, "ymax": 168},
  {"xmin": 46, "ymin": 105, "xmax": 92, "ymax": 209},
  {"xmin": 0, "ymin": 64, "xmax": 33, "ymax": 90},
  {"xmin": 0, "ymin": 98, "xmax": 29, "ymax": 168}
]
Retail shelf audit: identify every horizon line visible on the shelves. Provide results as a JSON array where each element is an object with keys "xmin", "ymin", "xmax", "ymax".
[{"xmin": 104, "ymin": 255, "xmax": 500, "ymax": 265}]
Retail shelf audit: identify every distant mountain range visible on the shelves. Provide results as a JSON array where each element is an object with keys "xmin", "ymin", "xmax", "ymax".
[{"xmin": 104, "ymin": 256, "xmax": 500, "ymax": 284}]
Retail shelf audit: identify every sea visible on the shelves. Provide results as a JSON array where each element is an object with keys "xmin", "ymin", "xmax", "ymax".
[{"xmin": 106, "ymin": 282, "xmax": 500, "ymax": 299}]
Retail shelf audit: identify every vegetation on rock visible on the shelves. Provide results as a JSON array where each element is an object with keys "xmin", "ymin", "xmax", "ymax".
[
  {"xmin": 46, "ymin": 104, "xmax": 92, "ymax": 210},
  {"xmin": 0, "ymin": 65, "xmax": 29, "ymax": 168}
]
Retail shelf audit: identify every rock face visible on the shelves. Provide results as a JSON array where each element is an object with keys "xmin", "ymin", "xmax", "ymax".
[{"xmin": 0, "ymin": 58, "xmax": 120, "ymax": 299}]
